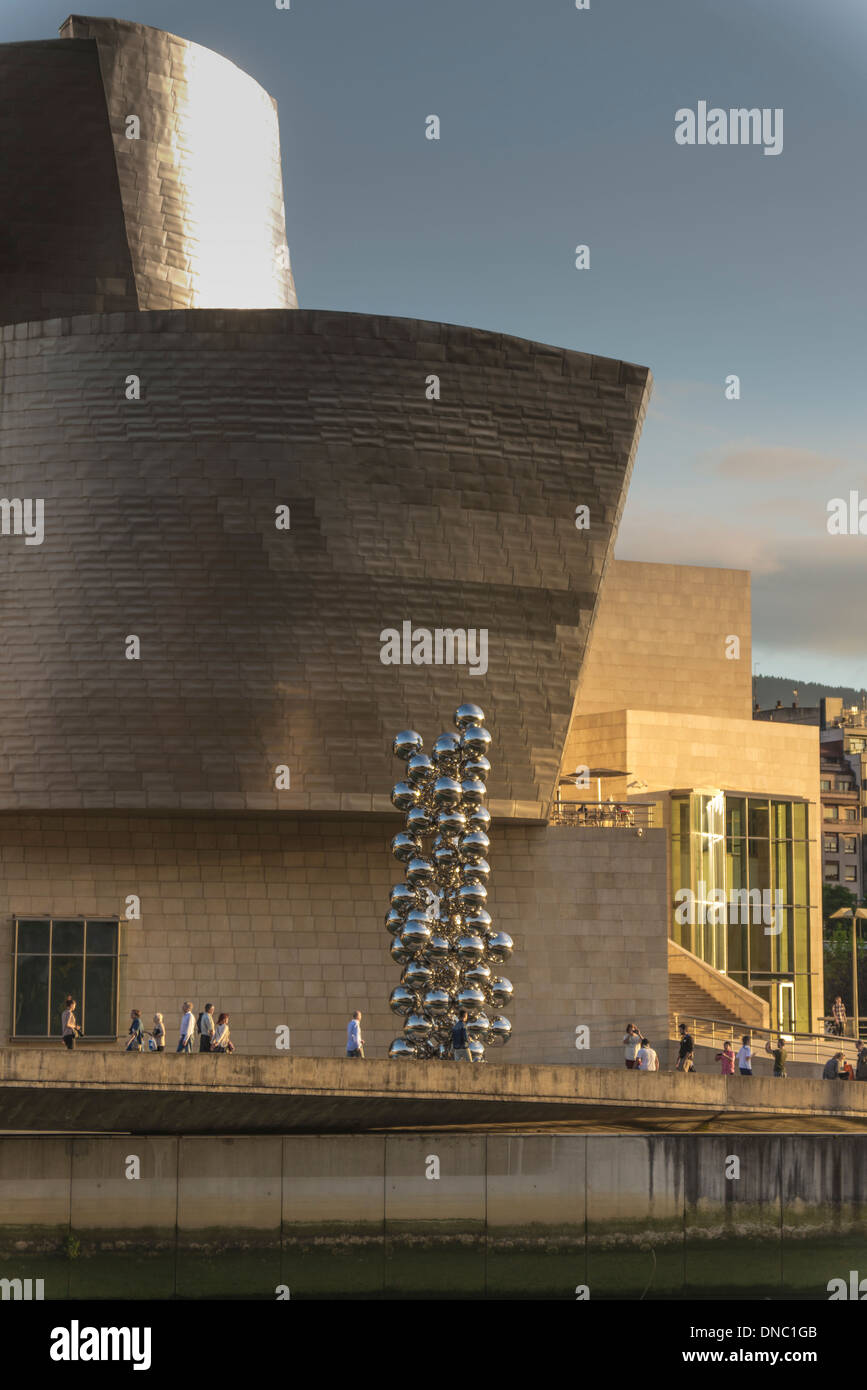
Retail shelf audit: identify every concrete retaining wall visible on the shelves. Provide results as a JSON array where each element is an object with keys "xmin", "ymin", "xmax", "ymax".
[{"xmin": 0, "ymin": 1133, "xmax": 864, "ymax": 1299}]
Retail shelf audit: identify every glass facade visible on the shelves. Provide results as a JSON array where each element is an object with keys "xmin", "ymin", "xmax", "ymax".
[
  {"xmin": 12, "ymin": 918, "xmax": 120, "ymax": 1038},
  {"xmin": 671, "ymin": 793, "xmax": 812, "ymax": 1031}
]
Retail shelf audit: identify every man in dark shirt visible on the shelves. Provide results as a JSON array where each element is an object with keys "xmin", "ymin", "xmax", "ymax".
[
  {"xmin": 856, "ymin": 1043, "xmax": 867, "ymax": 1081},
  {"xmin": 452, "ymin": 1009, "xmax": 471, "ymax": 1061},
  {"xmin": 676, "ymin": 1022, "xmax": 695, "ymax": 1072},
  {"xmin": 765, "ymin": 1037, "xmax": 788, "ymax": 1077}
]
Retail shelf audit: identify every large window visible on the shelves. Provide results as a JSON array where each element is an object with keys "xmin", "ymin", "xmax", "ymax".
[
  {"xmin": 13, "ymin": 919, "xmax": 119, "ymax": 1038},
  {"xmin": 672, "ymin": 793, "xmax": 812, "ymax": 1031}
]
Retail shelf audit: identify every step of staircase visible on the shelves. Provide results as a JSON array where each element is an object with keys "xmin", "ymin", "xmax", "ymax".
[{"xmin": 669, "ymin": 968, "xmax": 752, "ymax": 1033}]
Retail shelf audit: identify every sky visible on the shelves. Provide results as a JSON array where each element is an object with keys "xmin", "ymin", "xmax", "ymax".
[{"xmin": 5, "ymin": 0, "xmax": 865, "ymax": 686}]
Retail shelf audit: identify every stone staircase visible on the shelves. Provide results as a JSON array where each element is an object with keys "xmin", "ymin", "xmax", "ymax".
[
  {"xmin": 668, "ymin": 939, "xmax": 770, "ymax": 1040},
  {"xmin": 669, "ymin": 969, "xmax": 753, "ymax": 1033}
]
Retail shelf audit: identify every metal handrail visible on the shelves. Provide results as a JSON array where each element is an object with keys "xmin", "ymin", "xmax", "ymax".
[{"xmin": 671, "ymin": 1012, "xmax": 866, "ymax": 1065}]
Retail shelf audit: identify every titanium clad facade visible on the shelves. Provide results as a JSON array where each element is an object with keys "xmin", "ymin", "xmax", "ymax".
[{"xmin": 0, "ymin": 309, "xmax": 649, "ymax": 815}]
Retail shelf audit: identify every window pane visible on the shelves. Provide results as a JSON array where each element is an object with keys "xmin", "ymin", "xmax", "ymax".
[
  {"xmin": 773, "ymin": 801, "xmax": 791, "ymax": 838},
  {"xmin": 15, "ymin": 956, "xmax": 49, "ymax": 1035},
  {"xmin": 85, "ymin": 921, "xmax": 118, "ymax": 955},
  {"xmin": 792, "ymin": 802, "xmax": 807, "ymax": 839},
  {"xmin": 748, "ymin": 800, "xmax": 770, "ymax": 839},
  {"xmin": 748, "ymin": 838, "xmax": 771, "ymax": 892},
  {"xmin": 50, "ymin": 957, "xmax": 84, "ymax": 1037},
  {"xmin": 727, "ymin": 838, "xmax": 746, "ymax": 891},
  {"xmin": 17, "ymin": 920, "xmax": 49, "ymax": 953},
  {"xmin": 726, "ymin": 797, "xmax": 746, "ymax": 838},
  {"xmin": 774, "ymin": 840, "xmax": 791, "ymax": 903},
  {"xmin": 83, "ymin": 955, "xmax": 117, "ymax": 1035},
  {"xmin": 793, "ymin": 843, "xmax": 808, "ymax": 903},
  {"xmin": 52, "ymin": 921, "xmax": 84, "ymax": 954}
]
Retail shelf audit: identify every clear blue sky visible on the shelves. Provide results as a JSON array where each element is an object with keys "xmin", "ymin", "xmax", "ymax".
[{"xmin": 6, "ymin": 0, "xmax": 866, "ymax": 685}]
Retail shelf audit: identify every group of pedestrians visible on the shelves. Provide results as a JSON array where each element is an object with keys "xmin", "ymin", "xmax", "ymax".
[
  {"xmin": 125, "ymin": 1002, "xmax": 233, "ymax": 1054},
  {"xmin": 624, "ymin": 1022, "xmax": 789, "ymax": 1077},
  {"xmin": 822, "ymin": 1042, "xmax": 867, "ymax": 1081}
]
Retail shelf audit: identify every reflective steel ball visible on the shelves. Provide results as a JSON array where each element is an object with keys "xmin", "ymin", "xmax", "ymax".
[
  {"xmin": 468, "ymin": 1038, "xmax": 486, "ymax": 1062},
  {"xmin": 423, "ymin": 987, "xmax": 452, "ymax": 1017},
  {"xmin": 488, "ymin": 1015, "xmax": 512, "ymax": 1046},
  {"xmin": 432, "ymin": 732, "xmax": 461, "ymax": 770},
  {"xmin": 389, "ymin": 884, "xmax": 417, "ymax": 916},
  {"xmin": 459, "ymin": 725, "xmax": 492, "ymax": 758},
  {"xmin": 405, "ymin": 856, "xmax": 435, "ymax": 889},
  {"xmin": 389, "ymin": 985, "xmax": 418, "ymax": 1017},
  {"xmin": 432, "ymin": 776, "xmax": 462, "ymax": 809},
  {"xmin": 458, "ymin": 881, "xmax": 487, "ymax": 912},
  {"xmin": 388, "ymin": 1037, "xmax": 417, "ymax": 1058},
  {"xmin": 456, "ymin": 933, "xmax": 486, "ymax": 964},
  {"xmin": 460, "ymin": 858, "xmax": 490, "ymax": 886},
  {"xmin": 390, "ymin": 934, "xmax": 412, "ymax": 965},
  {"xmin": 485, "ymin": 930, "xmax": 514, "ymax": 964},
  {"xmin": 456, "ymin": 984, "xmax": 486, "ymax": 1015},
  {"xmin": 489, "ymin": 976, "xmax": 513, "ymax": 1009},
  {"xmin": 391, "ymin": 781, "xmax": 420, "ymax": 811},
  {"xmin": 463, "ymin": 908, "xmax": 492, "ymax": 935},
  {"xmin": 454, "ymin": 703, "xmax": 486, "ymax": 730},
  {"xmin": 393, "ymin": 730, "xmax": 424, "ymax": 761},
  {"xmin": 460, "ymin": 778, "xmax": 487, "ymax": 809},
  {"xmin": 464, "ymin": 961, "xmax": 492, "ymax": 990},
  {"xmin": 400, "ymin": 910, "xmax": 433, "ymax": 951},
  {"xmin": 423, "ymin": 932, "xmax": 451, "ymax": 962},
  {"xmin": 404, "ymin": 1012, "xmax": 434, "ymax": 1040},
  {"xmin": 458, "ymin": 830, "xmax": 490, "ymax": 863},
  {"xmin": 406, "ymin": 752, "xmax": 436, "ymax": 787},
  {"xmin": 403, "ymin": 960, "xmax": 433, "ymax": 991},
  {"xmin": 466, "ymin": 1012, "xmax": 490, "ymax": 1042},
  {"xmin": 405, "ymin": 805, "xmax": 434, "ymax": 836},
  {"xmin": 437, "ymin": 808, "xmax": 467, "ymax": 835},
  {"xmin": 462, "ymin": 755, "xmax": 491, "ymax": 783},
  {"xmin": 391, "ymin": 831, "xmax": 420, "ymax": 863},
  {"xmin": 467, "ymin": 806, "xmax": 492, "ymax": 834}
]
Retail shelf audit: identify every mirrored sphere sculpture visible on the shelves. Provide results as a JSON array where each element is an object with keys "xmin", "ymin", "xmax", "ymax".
[{"xmin": 385, "ymin": 704, "xmax": 514, "ymax": 1060}]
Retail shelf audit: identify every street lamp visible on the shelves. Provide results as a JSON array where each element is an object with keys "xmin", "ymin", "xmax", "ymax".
[{"xmin": 830, "ymin": 906, "xmax": 867, "ymax": 1037}]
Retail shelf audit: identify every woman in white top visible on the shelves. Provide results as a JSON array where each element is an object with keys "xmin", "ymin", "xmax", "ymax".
[
  {"xmin": 736, "ymin": 1034, "xmax": 752, "ymax": 1076},
  {"xmin": 61, "ymin": 996, "xmax": 80, "ymax": 1051},
  {"xmin": 212, "ymin": 1013, "xmax": 230, "ymax": 1052},
  {"xmin": 152, "ymin": 1013, "xmax": 166, "ymax": 1051},
  {"xmin": 637, "ymin": 1038, "xmax": 659, "ymax": 1071}
]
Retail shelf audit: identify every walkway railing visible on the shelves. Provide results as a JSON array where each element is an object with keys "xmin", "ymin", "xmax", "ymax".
[
  {"xmin": 672, "ymin": 1012, "xmax": 865, "ymax": 1066},
  {"xmin": 550, "ymin": 801, "xmax": 656, "ymax": 829}
]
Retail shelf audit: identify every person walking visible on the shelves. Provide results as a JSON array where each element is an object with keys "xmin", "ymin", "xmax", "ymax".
[
  {"xmin": 637, "ymin": 1037, "xmax": 659, "ymax": 1071},
  {"xmin": 765, "ymin": 1036, "xmax": 788, "ymax": 1077},
  {"xmin": 623, "ymin": 1023, "xmax": 642, "ymax": 1070},
  {"xmin": 452, "ymin": 1009, "xmax": 472, "ymax": 1061},
  {"xmin": 125, "ymin": 1009, "xmax": 144, "ymax": 1052},
  {"xmin": 61, "ymin": 995, "xmax": 80, "ymax": 1051},
  {"xmin": 676, "ymin": 1022, "xmax": 695, "ymax": 1073},
  {"xmin": 177, "ymin": 1001, "xmax": 196, "ymax": 1054},
  {"xmin": 856, "ymin": 1042, "xmax": 867, "ymax": 1081},
  {"xmin": 715, "ymin": 1040, "xmax": 735, "ymax": 1075},
  {"xmin": 212, "ymin": 1013, "xmax": 231, "ymax": 1052},
  {"xmin": 832, "ymin": 996, "xmax": 848, "ymax": 1037},
  {"xmin": 346, "ymin": 1010, "xmax": 364, "ymax": 1059},
  {"xmin": 198, "ymin": 1003, "xmax": 215, "ymax": 1053},
  {"xmin": 736, "ymin": 1035, "xmax": 753, "ymax": 1076},
  {"xmin": 152, "ymin": 1013, "xmax": 166, "ymax": 1051},
  {"xmin": 823, "ymin": 1051, "xmax": 845, "ymax": 1079}
]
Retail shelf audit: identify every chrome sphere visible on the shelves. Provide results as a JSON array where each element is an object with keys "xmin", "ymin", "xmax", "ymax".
[
  {"xmin": 393, "ymin": 730, "xmax": 423, "ymax": 762},
  {"xmin": 423, "ymin": 987, "xmax": 452, "ymax": 1017},
  {"xmin": 463, "ymin": 908, "xmax": 492, "ymax": 935},
  {"xmin": 390, "ymin": 934, "xmax": 412, "ymax": 965},
  {"xmin": 432, "ymin": 841, "xmax": 459, "ymax": 871},
  {"xmin": 485, "ymin": 930, "xmax": 514, "ymax": 964},
  {"xmin": 405, "ymin": 804, "xmax": 434, "ymax": 836},
  {"xmin": 391, "ymin": 780, "xmax": 420, "ymax": 811},
  {"xmin": 462, "ymin": 755, "xmax": 491, "ymax": 783},
  {"xmin": 466, "ymin": 1011, "xmax": 490, "ymax": 1042},
  {"xmin": 458, "ymin": 881, "xmax": 487, "ymax": 912},
  {"xmin": 460, "ymin": 778, "xmax": 487, "ymax": 809},
  {"xmin": 467, "ymin": 806, "xmax": 492, "ymax": 834},
  {"xmin": 389, "ymin": 985, "xmax": 418, "ymax": 1016},
  {"xmin": 460, "ymin": 858, "xmax": 490, "ymax": 886},
  {"xmin": 489, "ymin": 976, "xmax": 514, "ymax": 1009},
  {"xmin": 468, "ymin": 1038, "xmax": 486, "ymax": 1062},
  {"xmin": 455, "ymin": 703, "xmax": 486, "ymax": 730},
  {"xmin": 456, "ymin": 983, "xmax": 486, "ymax": 1015},
  {"xmin": 400, "ymin": 911, "xmax": 433, "ymax": 951},
  {"xmin": 389, "ymin": 883, "xmax": 417, "ymax": 916},
  {"xmin": 423, "ymin": 932, "xmax": 451, "ymax": 962},
  {"xmin": 403, "ymin": 959, "xmax": 433, "ymax": 991},
  {"xmin": 456, "ymin": 933, "xmax": 486, "ymax": 964},
  {"xmin": 432, "ymin": 732, "xmax": 461, "ymax": 770},
  {"xmin": 460, "ymin": 725, "xmax": 492, "ymax": 758},
  {"xmin": 405, "ymin": 856, "xmax": 435, "ymax": 889},
  {"xmin": 389, "ymin": 1037, "xmax": 418, "ymax": 1059},
  {"xmin": 404, "ymin": 1012, "xmax": 434, "ymax": 1040},
  {"xmin": 437, "ymin": 808, "xmax": 467, "ymax": 835},
  {"xmin": 488, "ymin": 1015, "xmax": 512, "ymax": 1046},
  {"xmin": 406, "ymin": 752, "xmax": 436, "ymax": 787},
  {"xmin": 464, "ymin": 961, "xmax": 492, "ymax": 990},
  {"xmin": 391, "ymin": 831, "xmax": 420, "ymax": 863},
  {"xmin": 458, "ymin": 830, "xmax": 490, "ymax": 863},
  {"xmin": 385, "ymin": 906, "xmax": 405, "ymax": 935},
  {"xmin": 432, "ymin": 776, "xmax": 462, "ymax": 809}
]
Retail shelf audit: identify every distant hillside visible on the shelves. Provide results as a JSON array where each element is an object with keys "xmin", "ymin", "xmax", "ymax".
[{"xmin": 753, "ymin": 676, "xmax": 867, "ymax": 710}]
